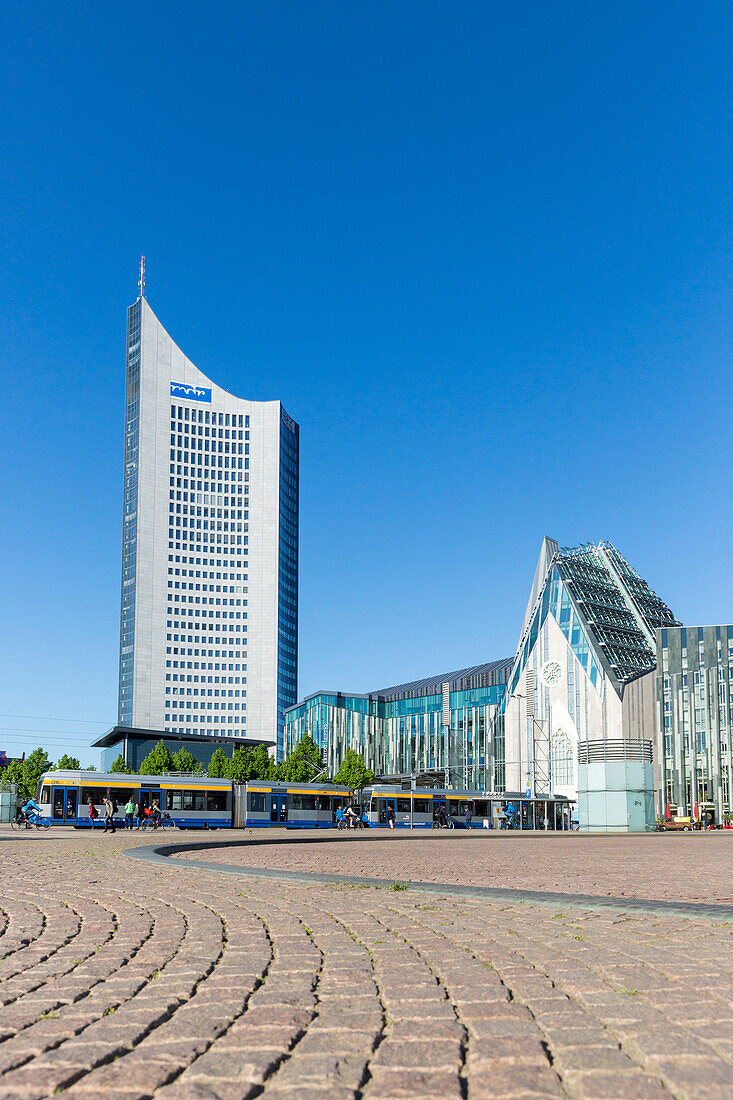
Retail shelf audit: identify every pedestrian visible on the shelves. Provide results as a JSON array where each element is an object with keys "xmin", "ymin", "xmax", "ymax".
[
  {"xmin": 386, "ymin": 803, "xmax": 395, "ymax": 830},
  {"xmin": 335, "ymin": 804, "xmax": 344, "ymax": 829},
  {"xmin": 103, "ymin": 796, "xmax": 116, "ymax": 833},
  {"xmin": 124, "ymin": 797, "xmax": 135, "ymax": 830},
  {"xmin": 88, "ymin": 798, "xmax": 99, "ymax": 829},
  {"xmin": 136, "ymin": 801, "xmax": 145, "ymax": 830},
  {"xmin": 465, "ymin": 803, "xmax": 473, "ymax": 830}
]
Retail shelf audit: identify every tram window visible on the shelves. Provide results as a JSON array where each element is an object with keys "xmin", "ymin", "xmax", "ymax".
[
  {"xmin": 248, "ymin": 792, "xmax": 266, "ymax": 812},
  {"xmin": 474, "ymin": 800, "xmax": 488, "ymax": 816},
  {"xmin": 370, "ymin": 799, "xmax": 378, "ymax": 812},
  {"xmin": 40, "ymin": 787, "xmax": 51, "ymax": 804},
  {"xmin": 413, "ymin": 799, "xmax": 431, "ymax": 814},
  {"xmin": 292, "ymin": 794, "xmax": 318, "ymax": 810},
  {"xmin": 109, "ymin": 788, "xmax": 133, "ymax": 805},
  {"xmin": 206, "ymin": 792, "xmax": 228, "ymax": 811},
  {"xmin": 183, "ymin": 791, "xmax": 205, "ymax": 811},
  {"xmin": 396, "ymin": 798, "xmax": 411, "ymax": 812},
  {"xmin": 81, "ymin": 787, "xmax": 104, "ymax": 804}
]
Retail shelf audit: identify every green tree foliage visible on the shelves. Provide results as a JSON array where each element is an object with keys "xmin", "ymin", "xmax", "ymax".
[
  {"xmin": 207, "ymin": 747, "xmax": 229, "ymax": 778},
  {"xmin": 138, "ymin": 741, "xmax": 174, "ymax": 775},
  {"xmin": 54, "ymin": 754, "xmax": 81, "ymax": 771},
  {"xmin": 276, "ymin": 734, "xmax": 324, "ymax": 783},
  {"xmin": 1, "ymin": 748, "xmax": 54, "ymax": 799},
  {"xmin": 332, "ymin": 750, "xmax": 374, "ymax": 791},
  {"xmin": 22, "ymin": 748, "xmax": 52, "ymax": 798},
  {"xmin": 109, "ymin": 754, "xmax": 132, "ymax": 774},
  {"xmin": 171, "ymin": 748, "xmax": 201, "ymax": 773},
  {"xmin": 227, "ymin": 744, "xmax": 273, "ymax": 783},
  {"xmin": 0, "ymin": 758, "xmax": 26, "ymax": 796}
]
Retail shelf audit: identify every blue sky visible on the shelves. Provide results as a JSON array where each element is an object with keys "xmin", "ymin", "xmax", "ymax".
[{"xmin": 2, "ymin": 1, "xmax": 732, "ymax": 763}]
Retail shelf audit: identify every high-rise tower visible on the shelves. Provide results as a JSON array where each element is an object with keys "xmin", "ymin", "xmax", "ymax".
[{"xmin": 117, "ymin": 292, "xmax": 298, "ymax": 757}]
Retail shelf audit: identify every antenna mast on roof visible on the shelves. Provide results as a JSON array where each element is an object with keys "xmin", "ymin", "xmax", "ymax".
[{"xmin": 138, "ymin": 255, "xmax": 146, "ymax": 299}]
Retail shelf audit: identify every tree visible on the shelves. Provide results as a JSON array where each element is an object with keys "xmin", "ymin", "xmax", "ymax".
[
  {"xmin": 109, "ymin": 754, "xmax": 132, "ymax": 774},
  {"xmin": 0, "ymin": 758, "xmax": 26, "ymax": 797},
  {"xmin": 22, "ymin": 748, "xmax": 52, "ymax": 799},
  {"xmin": 54, "ymin": 754, "xmax": 81, "ymax": 771},
  {"xmin": 226, "ymin": 744, "xmax": 273, "ymax": 784},
  {"xmin": 171, "ymin": 748, "xmax": 201, "ymax": 773},
  {"xmin": 207, "ymin": 747, "xmax": 228, "ymax": 778},
  {"xmin": 333, "ymin": 750, "xmax": 374, "ymax": 791},
  {"xmin": 277, "ymin": 734, "xmax": 324, "ymax": 783},
  {"xmin": 138, "ymin": 741, "xmax": 174, "ymax": 775}
]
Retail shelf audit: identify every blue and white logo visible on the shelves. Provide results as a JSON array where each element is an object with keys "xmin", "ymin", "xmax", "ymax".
[{"xmin": 171, "ymin": 381, "xmax": 211, "ymax": 403}]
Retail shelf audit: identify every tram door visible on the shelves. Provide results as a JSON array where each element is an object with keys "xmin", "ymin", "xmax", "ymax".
[
  {"xmin": 139, "ymin": 789, "xmax": 161, "ymax": 814},
  {"xmin": 433, "ymin": 798, "xmax": 447, "ymax": 826},
  {"xmin": 332, "ymin": 796, "xmax": 343, "ymax": 824},
  {"xmin": 52, "ymin": 787, "xmax": 78, "ymax": 823},
  {"xmin": 270, "ymin": 794, "xmax": 288, "ymax": 825},
  {"xmin": 378, "ymin": 798, "xmax": 394, "ymax": 826}
]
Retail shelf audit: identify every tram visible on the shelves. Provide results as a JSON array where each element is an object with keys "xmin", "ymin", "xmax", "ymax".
[
  {"xmin": 359, "ymin": 785, "xmax": 573, "ymax": 830},
  {"xmin": 38, "ymin": 771, "xmax": 234, "ymax": 829},
  {"xmin": 37, "ymin": 772, "xmax": 352, "ymax": 830},
  {"xmin": 36, "ymin": 772, "xmax": 573, "ymax": 831}
]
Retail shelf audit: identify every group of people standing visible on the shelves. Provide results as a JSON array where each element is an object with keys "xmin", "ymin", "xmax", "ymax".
[{"xmin": 87, "ymin": 794, "xmax": 161, "ymax": 833}]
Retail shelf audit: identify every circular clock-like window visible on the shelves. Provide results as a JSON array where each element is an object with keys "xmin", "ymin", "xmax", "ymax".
[{"xmin": 541, "ymin": 659, "xmax": 563, "ymax": 686}]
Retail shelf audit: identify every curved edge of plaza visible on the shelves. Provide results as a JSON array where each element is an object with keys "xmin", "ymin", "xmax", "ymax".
[{"xmin": 123, "ymin": 832, "xmax": 733, "ymax": 922}]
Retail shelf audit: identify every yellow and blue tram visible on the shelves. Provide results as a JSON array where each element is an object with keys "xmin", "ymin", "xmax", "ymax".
[
  {"xmin": 359, "ymin": 784, "xmax": 573, "ymax": 830},
  {"xmin": 37, "ymin": 772, "xmax": 573, "ymax": 830},
  {"xmin": 37, "ymin": 772, "xmax": 353, "ymax": 830}
]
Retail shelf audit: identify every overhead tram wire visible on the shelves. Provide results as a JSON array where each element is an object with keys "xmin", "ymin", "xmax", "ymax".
[{"xmin": 0, "ymin": 714, "xmax": 109, "ymax": 725}]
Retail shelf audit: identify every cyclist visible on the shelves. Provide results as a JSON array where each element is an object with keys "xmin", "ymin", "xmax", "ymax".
[{"xmin": 22, "ymin": 796, "xmax": 42, "ymax": 823}]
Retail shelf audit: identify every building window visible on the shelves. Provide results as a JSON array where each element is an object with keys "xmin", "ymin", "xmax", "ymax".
[{"xmin": 552, "ymin": 728, "xmax": 574, "ymax": 787}]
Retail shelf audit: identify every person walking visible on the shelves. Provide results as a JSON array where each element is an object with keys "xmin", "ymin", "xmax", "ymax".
[
  {"xmin": 88, "ymin": 798, "xmax": 99, "ymax": 829},
  {"xmin": 136, "ymin": 801, "xmax": 146, "ymax": 830},
  {"xmin": 386, "ymin": 803, "xmax": 395, "ymax": 830},
  {"xmin": 124, "ymin": 797, "xmax": 135, "ymax": 830},
  {"xmin": 464, "ymin": 803, "xmax": 473, "ymax": 830},
  {"xmin": 103, "ymin": 796, "xmax": 116, "ymax": 834}
]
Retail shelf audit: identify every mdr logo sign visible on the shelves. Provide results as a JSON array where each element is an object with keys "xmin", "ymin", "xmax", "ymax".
[{"xmin": 170, "ymin": 381, "xmax": 212, "ymax": 403}]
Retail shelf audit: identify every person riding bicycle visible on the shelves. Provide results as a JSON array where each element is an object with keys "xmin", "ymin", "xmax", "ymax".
[
  {"xmin": 344, "ymin": 805, "xmax": 358, "ymax": 829},
  {"xmin": 149, "ymin": 798, "xmax": 163, "ymax": 827},
  {"xmin": 22, "ymin": 796, "xmax": 41, "ymax": 821}
]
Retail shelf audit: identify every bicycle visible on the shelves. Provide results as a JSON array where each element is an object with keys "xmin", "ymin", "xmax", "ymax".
[
  {"xmin": 11, "ymin": 809, "xmax": 50, "ymax": 830},
  {"xmin": 141, "ymin": 812, "xmax": 176, "ymax": 831}
]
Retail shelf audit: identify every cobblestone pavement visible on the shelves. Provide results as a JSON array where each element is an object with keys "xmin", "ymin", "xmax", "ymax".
[
  {"xmin": 173, "ymin": 831, "xmax": 733, "ymax": 904},
  {"xmin": 0, "ymin": 828, "xmax": 731, "ymax": 1100}
]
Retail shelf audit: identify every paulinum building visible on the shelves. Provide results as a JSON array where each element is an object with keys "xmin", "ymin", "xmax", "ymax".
[
  {"xmin": 96, "ymin": 290, "xmax": 299, "ymax": 769},
  {"xmin": 284, "ymin": 660, "xmax": 512, "ymax": 787},
  {"xmin": 656, "ymin": 625, "xmax": 733, "ymax": 824},
  {"xmin": 503, "ymin": 538, "xmax": 679, "ymax": 830}
]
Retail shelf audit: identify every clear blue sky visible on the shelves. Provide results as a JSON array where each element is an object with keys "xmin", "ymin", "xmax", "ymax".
[{"xmin": 2, "ymin": 1, "xmax": 732, "ymax": 763}]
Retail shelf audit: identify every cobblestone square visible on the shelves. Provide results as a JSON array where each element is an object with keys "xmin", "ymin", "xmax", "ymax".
[{"xmin": 1, "ymin": 828, "xmax": 731, "ymax": 1099}]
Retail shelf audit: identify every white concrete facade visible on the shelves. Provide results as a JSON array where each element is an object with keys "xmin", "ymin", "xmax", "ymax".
[{"xmin": 118, "ymin": 297, "xmax": 298, "ymax": 754}]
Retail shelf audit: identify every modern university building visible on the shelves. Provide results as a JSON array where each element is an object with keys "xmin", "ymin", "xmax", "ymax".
[
  {"xmin": 95, "ymin": 281, "xmax": 299, "ymax": 770},
  {"xmin": 656, "ymin": 625, "xmax": 733, "ymax": 826},
  {"xmin": 285, "ymin": 537, "xmax": 721, "ymax": 831},
  {"xmin": 284, "ymin": 660, "xmax": 512, "ymax": 790}
]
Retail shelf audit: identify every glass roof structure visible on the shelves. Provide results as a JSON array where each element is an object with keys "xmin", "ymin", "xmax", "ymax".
[
  {"xmin": 509, "ymin": 538, "xmax": 680, "ymax": 697},
  {"xmin": 556, "ymin": 542, "xmax": 679, "ymax": 683}
]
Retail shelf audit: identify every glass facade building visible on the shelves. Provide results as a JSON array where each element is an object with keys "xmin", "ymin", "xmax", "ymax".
[
  {"xmin": 284, "ymin": 660, "xmax": 512, "ymax": 788},
  {"xmin": 503, "ymin": 537, "xmax": 678, "ymax": 829},
  {"xmin": 656, "ymin": 625, "xmax": 733, "ymax": 824},
  {"xmin": 115, "ymin": 294, "xmax": 298, "ymax": 756}
]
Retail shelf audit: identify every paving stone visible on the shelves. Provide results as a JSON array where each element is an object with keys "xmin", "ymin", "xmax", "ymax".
[{"xmin": 2, "ymin": 827, "xmax": 733, "ymax": 1100}]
